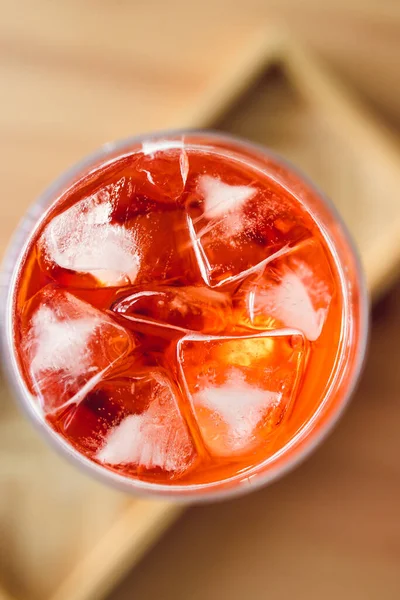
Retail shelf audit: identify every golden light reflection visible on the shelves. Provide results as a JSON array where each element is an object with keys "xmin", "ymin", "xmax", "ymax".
[{"xmin": 217, "ymin": 337, "xmax": 274, "ymax": 367}]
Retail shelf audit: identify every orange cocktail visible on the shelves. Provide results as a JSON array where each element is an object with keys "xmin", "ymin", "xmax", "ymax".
[{"xmin": 4, "ymin": 132, "xmax": 367, "ymax": 499}]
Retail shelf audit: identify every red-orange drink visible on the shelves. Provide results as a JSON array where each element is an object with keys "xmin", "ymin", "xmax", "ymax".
[{"xmin": 3, "ymin": 132, "xmax": 367, "ymax": 499}]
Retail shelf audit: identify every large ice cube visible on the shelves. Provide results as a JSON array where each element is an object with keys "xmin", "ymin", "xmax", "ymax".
[
  {"xmin": 103, "ymin": 146, "xmax": 190, "ymax": 223},
  {"xmin": 177, "ymin": 331, "xmax": 305, "ymax": 456},
  {"xmin": 96, "ymin": 370, "xmax": 196, "ymax": 476},
  {"xmin": 238, "ymin": 240, "xmax": 335, "ymax": 341},
  {"xmin": 21, "ymin": 286, "xmax": 134, "ymax": 414},
  {"xmin": 38, "ymin": 191, "xmax": 140, "ymax": 287},
  {"xmin": 113, "ymin": 286, "xmax": 232, "ymax": 334},
  {"xmin": 38, "ymin": 173, "xmax": 196, "ymax": 288},
  {"xmin": 185, "ymin": 172, "xmax": 310, "ymax": 287}
]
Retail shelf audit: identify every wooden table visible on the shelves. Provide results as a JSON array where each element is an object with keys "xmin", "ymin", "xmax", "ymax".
[{"xmin": 110, "ymin": 283, "xmax": 400, "ymax": 600}]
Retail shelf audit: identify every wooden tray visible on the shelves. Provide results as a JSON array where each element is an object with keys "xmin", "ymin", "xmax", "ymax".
[{"xmin": 2, "ymin": 32, "xmax": 400, "ymax": 600}]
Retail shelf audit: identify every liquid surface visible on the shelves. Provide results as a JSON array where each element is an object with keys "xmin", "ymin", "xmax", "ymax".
[{"xmin": 13, "ymin": 141, "xmax": 343, "ymax": 486}]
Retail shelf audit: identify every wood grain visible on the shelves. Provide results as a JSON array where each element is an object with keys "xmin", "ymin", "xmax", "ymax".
[
  {"xmin": 0, "ymin": 380, "xmax": 130, "ymax": 600},
  {"xmin": 51, "ymin": 501, "xmax": 182, "ymax": 600}
]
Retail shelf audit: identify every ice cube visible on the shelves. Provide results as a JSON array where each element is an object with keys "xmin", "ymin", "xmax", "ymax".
[
  {"xmin": 38, "ymin": 182, "xmax": 198, "ymax": 288},
  {"xmin": 139, "ymin": 140, "xmax": 189, "ymax": 201},
  {"xmin": 96, "ymin": 371, "xmax": 196, "ymax": 476},
  {"xmin": 100, "ymin": 143, "xmax": 189, "ymax": 219},
  {"xmin": 39, "ymin": 191, "xmax": 140, "ymax": 287},
  {"xmin": 113, "ymin": 286, "xmax": 232, "ymax": 334},
  {"xmin": 21, "ymin": 286, "xmax": 134, "ymax": 414},
  {"xmin": 239, "ymin": 240, "xmax": 334, "ymax": 341},
  {"xmin": 177, "ymin": 331, "xmax": 305, "ymax": 456},
  {"xmin": 185, "ymin": 171, "xmax": 310, "ymax": 287},
  {"xmin": 193, "ymin": 368, "xmax": 281, "ymax": 452}
]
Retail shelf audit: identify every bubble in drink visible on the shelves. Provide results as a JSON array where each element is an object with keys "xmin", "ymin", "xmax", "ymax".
[{"xmin": 9, "ymin": 134, "xmax": 363, "ymax": 491}]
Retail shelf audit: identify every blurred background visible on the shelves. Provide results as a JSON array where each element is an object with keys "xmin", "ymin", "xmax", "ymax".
[{"xmin": 2, "ymin": 1, "xmax": 400, "ymax": 599}]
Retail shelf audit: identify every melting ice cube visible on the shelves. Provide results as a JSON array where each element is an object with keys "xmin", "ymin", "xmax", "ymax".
[
  {"xmin": 193, "ymin": 368, "xmax": 281, "ymax": 453},
  {"xmin": 185, "ymin": 174, "xmax": 309, "ymax": 287},
  {"xmin": 97, "ymin": 371, "xmax": 196, "ymax": 476},
  {"xmin": 39, "ymin": 182, "xmax": 197, "ymax": 288},
  {"xmin": 21, "ymin": 286, "xmax": 133, "ymax": 413},
  {"xmin": 240, "ymin": 240, "xmax": 334, "ymax": 341},
  {"xmin": 39, "ymin": 192, "xmax": 140, "ymax": 287},
  {"xmin": 177, "ymin": 331, "xmax": 305, "ymax": 456},
  {"xmin": 113, "ymin": 286, "xmax": 232, "ymax": 334}
]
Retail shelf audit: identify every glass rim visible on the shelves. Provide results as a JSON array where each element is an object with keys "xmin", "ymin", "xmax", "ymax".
[{"xmin": 1, "ymin": 129, "xmax": 369, "ymax": 502}]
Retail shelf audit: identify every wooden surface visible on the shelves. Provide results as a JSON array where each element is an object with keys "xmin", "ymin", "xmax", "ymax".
[
  {"xmin": 110, "ymin": 282, "xmax": 400, "ymax": 600},
  {"xmin": 2, "ymin": 1, "xmax": 400, "ymax": 162}
]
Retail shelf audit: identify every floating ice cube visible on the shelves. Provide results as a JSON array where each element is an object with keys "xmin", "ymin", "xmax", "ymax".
[
  {"xmin": 177, "ymin": 331, "xmax": 305, "ymax": 456},
  {"xmin": 251, "ymin": 271, "xmax": 324, "ymax": 341},
  {"xmin": 185, "ymin": 174, "xmax": 309, "ymax": 287},
  {"xmin": 39, "ymin": 192, "xmax": 140, "ymax": 287},
  {"xmin": 137, "ymin": 141, "xmax": 189, "ymax": 202},
  {"xmin": 193, "ymin": 368, "xmax": 281, "ymax": 452},
  {"xmin": 22, "ymin": 286, "xmax": 133, "ymax": 413},
  {"xmin": 39, "ymin": 185, "xmax": 197, "ymax": 288},
  {"xmin": 113, "ymin": 286, "xmax": 231, "ymax": 334},
  {"xmin": 97, "ymin": 371, "xmax": 196, "ymax": 476},
  {"xmin": 241, "ymin": 240, "xmax": 334, "ymax": 341}
]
